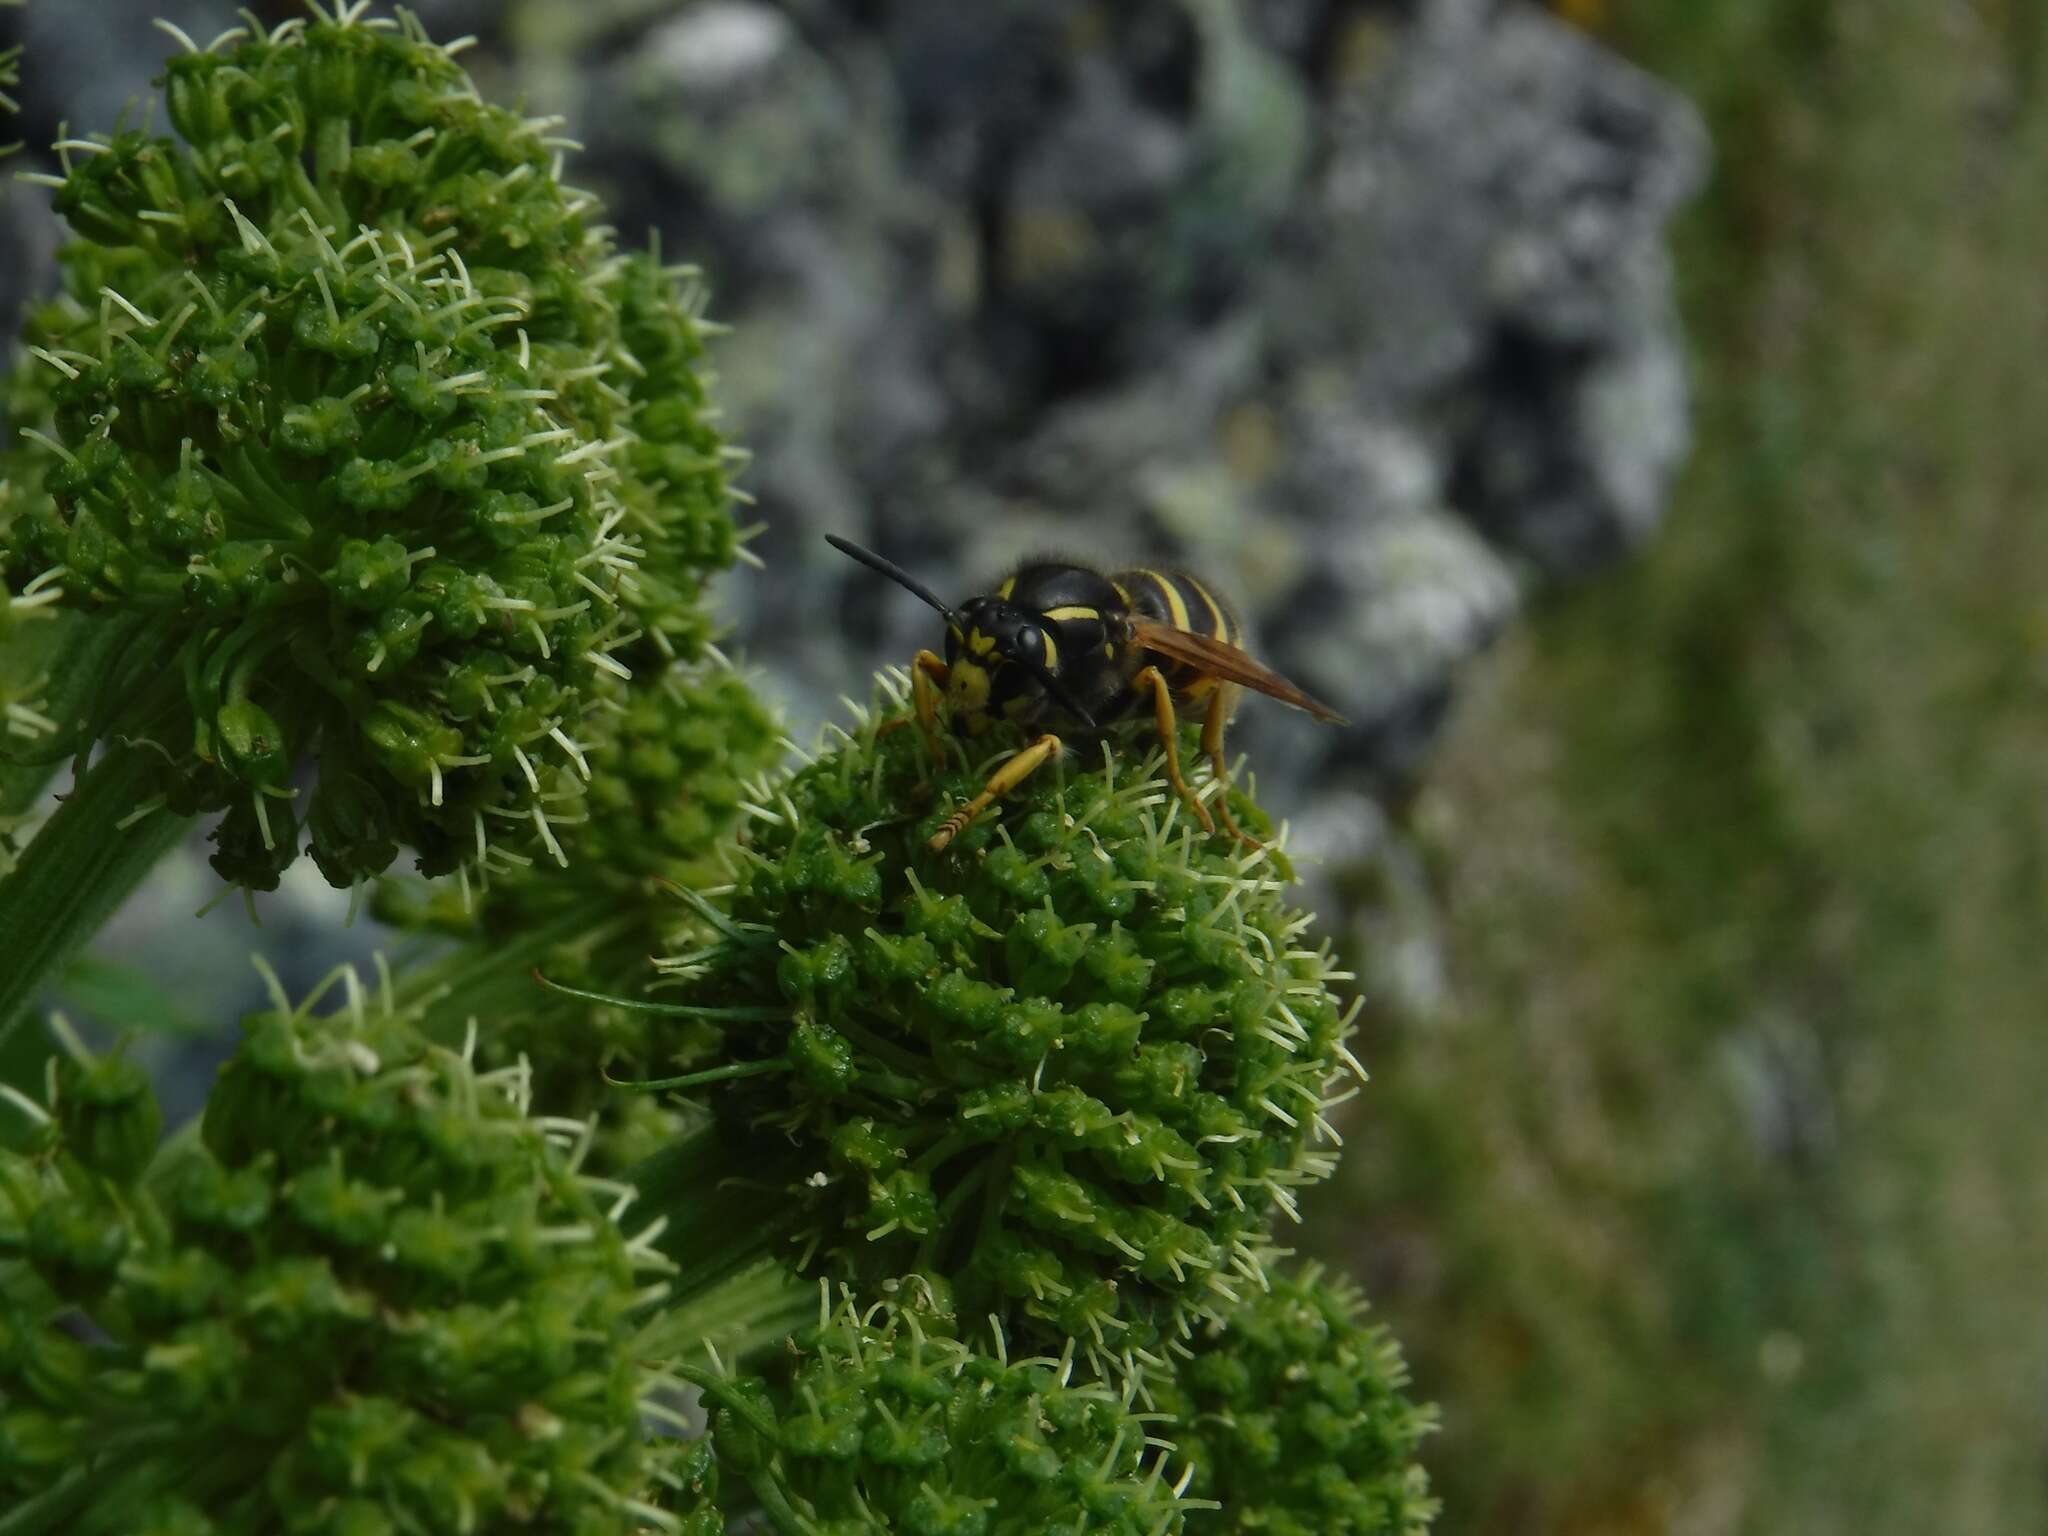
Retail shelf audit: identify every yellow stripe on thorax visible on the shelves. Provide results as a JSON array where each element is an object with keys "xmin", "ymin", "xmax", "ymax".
[{"xmin": 1043, "ymin": 604, "xmax": 1101, "ymax": 623}]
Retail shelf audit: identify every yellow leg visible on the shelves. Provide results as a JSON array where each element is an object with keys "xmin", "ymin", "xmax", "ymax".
[
  {"xmin": 1133, "ymin": 666, "xmax": 1214, "ymax": 837},
  {"xmin": 1202, "ymin": 686, "xmax": 1259, "ymax": 848},
  {"xmin": 929, "ymin": 733, "xmax": 1062, "ymax": 852},
  {"xmin": 878, "ymin": 650, "xmax": 950, "ymax": 764}
]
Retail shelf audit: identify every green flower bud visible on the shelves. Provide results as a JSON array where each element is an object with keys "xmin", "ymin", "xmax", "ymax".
[
  {"xmin": 129, "ymin": 1499, "xmax": 219, "ymax": 1536},
  {"xmin": 708, "ymin": 1289, "xmax": 1200, "ymax": 1536},
  {"xmin": 1161, "ymin": 1265, "xmax": 1438, "ymax": 1536},
  {"xmin": 0, "ymin": 963, "xmax": 696, "ymax": 1528},
  {"xmin": 674, "ymin": 680, "xmax": 1363, "ymax": 1368},
  {"xmin": 332, "ymin": 538, "xmax": 412, "ymax": 615},
  {"xmin": 50, "ymin": 1046, "xmax": 162, "ymax": 1186},
  {"xmin": 304, "ymin": 764, "xmax": 400, "ymax": 891},
  {"xmin": 0, "ymin": 1407, "xmax": 79, "ymax": 1484},
  {"xmin": 214, "ymin": 699, "xmax": 289, "ymax": 788},
  {"xmin": 2, "ymin": 6, "xmax": 740, "ymax": 891},
  {"xmin": 375, "ymin": 657, "xmax": 786, "ymax": 1176}
]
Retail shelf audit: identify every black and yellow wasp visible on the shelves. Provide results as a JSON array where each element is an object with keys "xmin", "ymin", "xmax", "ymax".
[{"xmin": 827, "ymin": 536, "xmax": 1343, "ymax": 852}]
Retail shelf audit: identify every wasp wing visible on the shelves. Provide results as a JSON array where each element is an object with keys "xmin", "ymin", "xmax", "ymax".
[{"xmin": 1132, "ymin": 621, "xmax": 1346, "ymax": 724}]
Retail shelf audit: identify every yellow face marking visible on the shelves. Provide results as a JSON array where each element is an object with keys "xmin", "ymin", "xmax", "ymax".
[
  {"xmin": 1043, "ymin": 605, "xmax": 1100, "ymax": 623},
  {"xmin": 996, "ymin": 577, "xmax": 1016, "ymax": 600},
  {"xmin": 949, "ymin": 659, "xmax": 992, "ymax": 716},
  {"xmin": 1038, "ymin": 628, "xmax": 1060, "ymax": 672},
  {"xmin": 1139, "ymin": 569, "xmax": 1191, "ymax": 632},
  {"xmin": 967, "ymin": 629, "xmax": 998, "ymax": 659}
]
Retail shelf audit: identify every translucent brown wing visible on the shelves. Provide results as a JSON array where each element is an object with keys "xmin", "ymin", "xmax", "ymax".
[{"xmin": 1132, "ymin": 621, "xmax": 1346, "ymax": 723}]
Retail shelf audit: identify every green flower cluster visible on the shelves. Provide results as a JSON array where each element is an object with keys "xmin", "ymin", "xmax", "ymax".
[
  {"xmin": 1166, "ymin": 1265, "xmax": 1438, "ymax": 1536},
  {"xmin": 0, "ymin": 6, "xmax": 737, "ymax": 889},
  {"xmin": 676, "ymin": 678, "xmax": 1362, "ymax": 1379},
  {"xmin": 0, "ymin": 981, "xmax": 696, "ymax": 1536},
  {"xmin": 481, "ymin": 661, "xmax": 784, "ymax": 1161},
  {"xmin": 0, "ymin": 9, "xmax": 1439, "ymax": 1533},
  {"xmin": 571, "ymin": 661, "xmax": 783, "ymax": 890},
  {"xmin": 377, "ymin": 657, "xmax": 787, "ymax": 1174},
  {"xmin": 697, "ymin": 1284, "xmax": 1200, "ymax": 1536}
]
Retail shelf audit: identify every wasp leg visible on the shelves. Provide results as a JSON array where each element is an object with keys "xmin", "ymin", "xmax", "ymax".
[
  {"xmin": 1133, "ymin": 665, "xmax": 1215, "ymax": 837},
  {"xmin": 929, "ymin": 733, "xmax": 1062, "ymax": 852},
  {"xmin": 1201, "ymin": 686, "xmax": 1260, "ymax": 848},
  {"xmin": 877, "ymin": 650, "xmax": 951, "ymax": 764}
]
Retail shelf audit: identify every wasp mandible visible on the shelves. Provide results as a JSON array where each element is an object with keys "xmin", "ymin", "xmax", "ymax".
[{"xmin": 826, "ymin": 536, "xmax": 1343, "ymax": 852}]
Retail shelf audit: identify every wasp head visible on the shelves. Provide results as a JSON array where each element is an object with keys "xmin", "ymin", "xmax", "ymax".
[
  {"xmin": 945, "ymin": 596, "xmax": 1095, "ymax": 731},
  {"xmin": 822, "ymin": 536, "xmax": 1097, "ymax": 731}
]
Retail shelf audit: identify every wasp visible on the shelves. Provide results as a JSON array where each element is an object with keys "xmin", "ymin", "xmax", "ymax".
[{"xmin": 826, "ymin": 535, "xmax": 1343, "ymax": 852}]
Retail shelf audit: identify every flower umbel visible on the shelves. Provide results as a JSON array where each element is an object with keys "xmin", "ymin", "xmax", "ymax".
[
  {"xmin": 0, "ymin": 6, "xmax": 737, "ymax": 890},
  {"xmin": 663, "ymin": 672, "xmax": 1363, "ymax": 1379},
  {"xmin": 690, "ymin": 1282, "xmax": 1206, "ymax": 1536},
  {"xmin": 1165, "ymin": 1264, "xmax": 1438, "ymax": 1536},
  {"xmin": 0, "ymin": 8, "xmax": 1439, "ymax": 1531},
  {"xmin": 0, "ymin": 964, "xmax": 694, "ymax": 1534}
]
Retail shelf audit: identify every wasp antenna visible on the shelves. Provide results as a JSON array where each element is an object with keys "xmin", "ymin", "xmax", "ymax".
[{"xmin": 825, "ymin": 534, "xmax": 957, "ymax": 622}]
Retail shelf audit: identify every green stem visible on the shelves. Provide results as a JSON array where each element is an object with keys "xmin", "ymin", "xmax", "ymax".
[
  {"xmin": 609, "ymin": 1057, "xmax": 789, "ymax": 1093},
  {"xmin": 672, "ymin": 1366, "xmax": 827, "ymax": 1536},
  {"xmin": 633, "ymin": 1255, "xmax": 813, "ymax": 1365},
  {"xmin": 533, "ymin": 968, "xmax": 791, "ymax": 1021},
  {"xmin": 0, "ymin": 721, "xmax": 192, "ymax": 1045},
  {"xmin": 0, "ymin": 1466, "xmax": 93, "ymax": 1536},
  {"xmin": 0, "ymin": 1423, "xmax": 189, "ymax": 1536},
  {"xmin": 396, "ymin": 906, "xmax": 634, "ymax": 1041},
  {"xmin": 628, "ymin": 1126, "xmax": 809, "ymax": 1299},
  {"xmin": 0, "ymin": 610, "xmax": 150, "ymax": 816}
]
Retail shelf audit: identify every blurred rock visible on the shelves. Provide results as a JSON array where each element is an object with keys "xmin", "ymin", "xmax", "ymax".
[
  {"xmin": 4, "ymin": 0, "xmax": 1703, "ymax": 794},
  {"xmin": 1391, "ymin": 2, "xmax": 1707, "ymax": 574},
  {"xmin": 0, "ymin": 179, "xmax": 60, "ymax": 372},
  {"xmin": 8, "ymin": 0, "xmax": 233, "ymax": 132},
  {"xmin": 548, "ymin": 0, "xmax": 1703, "ymax": 803}
]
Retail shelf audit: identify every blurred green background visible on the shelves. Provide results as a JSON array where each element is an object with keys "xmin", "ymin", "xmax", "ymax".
[{"xmin": 1318, "ymin": 2, "xmax": 2048, "ymax": 1531}]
